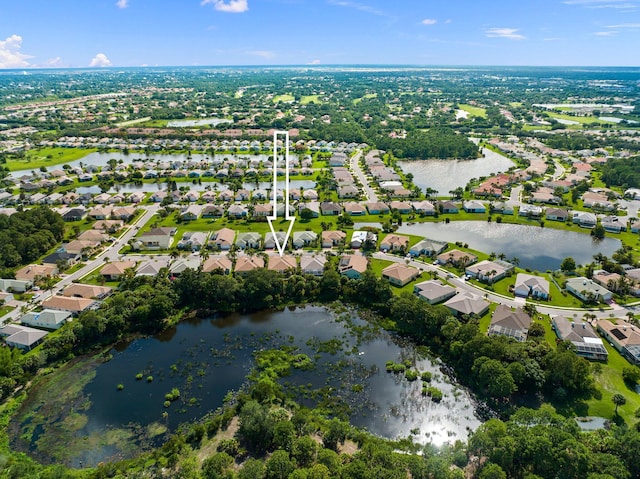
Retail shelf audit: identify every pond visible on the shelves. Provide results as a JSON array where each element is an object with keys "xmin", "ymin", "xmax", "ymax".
[
  {"xmin": 10, "ymin": 307, "xmax": 481, "ymax": 467},
  {"xmin": 74, "ymin": 179, "xmax": 317, "ymax": 194},
  {"xmin": 356, "ymin": 221, "xmax": 620, "ymax": 272},
  {"xmin": 399, "ymin": 148, "xmax": 515, "ymax": 195},
  {"xmin": 167, "ymin": 118, "xmax": 233, "ymax": 127}
]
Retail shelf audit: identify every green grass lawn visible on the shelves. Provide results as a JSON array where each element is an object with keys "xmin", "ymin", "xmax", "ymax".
[
  {"xmin": 273, "ymin": 94, "xmax": 295, "ymax": 103},
  {"xmin": 587, "ymin": 342, "xmax": 640, "ymax": 421},
  {"xmin": 6, "ymin": 147, "xmax": 96, "ymax": 172},
  {"xmin": 547, "ymin": 112, "xmax": 601, "ymax": 125},
  {"xmin": 300, "ymin": 95, "xmax": 322, "ymax": 105},
  {"xmin": 0, "ymin": 306, "xmax": 14, "ymax": 318},
  {"xmin": 353, "ymin": 93, "xmax": 377, "ymax": 105},
  {"xmin": 458, "ymin": 104, "xmax": 487, "ymax": 118},
  {"xmin": 115, "ymin": 117, "xmax": 152, "ymax": 127}
]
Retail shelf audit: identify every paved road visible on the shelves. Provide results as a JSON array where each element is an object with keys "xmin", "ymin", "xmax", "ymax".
[
  {"xmin": 551, "ymin": 159, "xmax": 566, "ymax": 181},
  {"xmin": 350, "ymin": 150, "xmax": 378, "ymax": 202}
]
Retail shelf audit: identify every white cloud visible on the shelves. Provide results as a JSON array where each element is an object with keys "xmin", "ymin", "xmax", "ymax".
[
  {"xmin": 327, "ymin": 0, "xmax": 386, "ymax": 17},
  {"xmin": 485, "ymin": 28, "xmax": 526, "ymax": 40},
  {"xmin": 116, "ymin": 0, "xmax": 129, "ymax": 8},
  {"xmin": 89, "ymin": 53, "xmax": 113, "ymax": 67},
  {"xmin": 594, "ymin": 30, "xmax": 617, "ymax": 35},
  {"xmin": 246, "ymin": 50, "xmax": 275, "ymax": 59},
  {"xmin": 0, "ymin": 34, "xmax": 33, "ymax": 69},
  {"xmin": 421, "ymin": 18, "xmax": 437, "ymax": 25},
  {"xmin": 307, "ymin": 59, "xmax": 321, "ymax": 65},
  {"xmin": 445, "ymin": 19, "xmax": 452, "ymax": 24},
  {"xmin": 201, "ymin": 0, "xmax": 249, "ymax": 13},
  {"xmin": 607, "ymin": 22, "xmax": 640, "ymax": 27},
  {"xmin": 44, "ymin": 57, "xmax": 64, "ymax": 67}
]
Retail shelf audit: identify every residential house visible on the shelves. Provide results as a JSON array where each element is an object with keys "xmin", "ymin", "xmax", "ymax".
[
  {"xmin": 601, "ymin": 216, "xmax": 626, "ymax": 233},
  {"xmin": 201, "ymin": 256, "xmax": 233, "ymax": 274},
  {"xmin": 93, "ymin": 220, "xmax": 124, "ymax": 233},
  {"xmin": 64, "ymin": 239, "xmax": 100, "ymax": 256},
  {"xmin": 62, "ymin": 207, "xmax": 87, "ymax": 222},
  {"xmin": 413, "ymin": 280, "xmax": 456, "ymax": 305},
  {"xmin": 211, "ymin": 228, "xmax": 235, "ymax": 251},
  {"xmin": 202, "ymin": 205, "xmax": 225, "ymax": 218},
  {"xmin": 236, "ymin": 232, "xmax": 262, "ymax": 250},
  {"xmin": 100, "ymin": 260, "xmax": 136, "ymax": 281},
  {"xmin": 268, "ymin": 254, "xmax": 297, "ymax": 273},
  {"xmin": 597, "ymin": 319, "xmax": 640, "ymax": 365},
  {"xmin": 592, "ymin": 271, "xmax": 624, "ymax": 293},
  {"xmin": 343, "ymin": 202, "xmax": 367, "ymax": 216},
  {"xmin": 552, "ymin": 316, "xmax": 608, "ymax": 361},
  {"xmin": 565, "ymin": 277, "xmax": 613, "ymax": 303},
  {"xmin": 42, "ymin": 295, "xmax": 96, "ymax": 315},
  {"xmin": 292, "ymin": 231, "xmax": 318, "ymax": 249},
  {"xmin": 465, "ymin": 260, "xmax": 514, "ymax": 283},
  {"xmin": 42, "ymin": 250, "xmax": 80, "ymax": 266},
  {"xmin": 169, "ymin": 257, "xmax": 201, "ymax": 276},
  {"xmin": 443, "ymin": 291, "xmax": 490, "ymax": 318},
  {"xmin": 20, "ymin": 309, "xmax": 72, "ymax": 330},
  {"xmin": 0, "ymin": 279, "xmax": 32, "ymax": 294},
  {"xmin": 572, "ymin": 211, "xmax": 597, "ymax": 228},
  {"xmin": 338, "ymin": 185, "xmax": 359, "ymax": 199},
  {"xmin": 338, "ymin": 254, "xmax": 368, "ymax": 279},
  {"xmin": 15, "ymin": 264, "xmax": 58, "ymax": 282},
  {"xmin": 300, "ymin": 255, "xmax": 326, "ymax": 276},
  {"xmin": 514, "ymin": 273, "xmax": 550, "ymax": 300},
  {"xmin": 489, "ymin": 202, "xmax": 514, "ymax": 215},
  {"xmin": 409, "ymin": 238, "xmax": 447, "ymax": 258},
  {"xmin": 111, "ymin": 206, "xmax": 137, "ymax": 221},
  {"xmin": 381, "ymin": 263, "xmax": 420, "ymax": 287},
  {"xmin": 389, "ymin": 201, "xmax": 413, "ymax": 214},
  {"xmin": 488, "ymin": 305, "xmax": 532, "ymax": 342},
  {"xmin": 265, "ymin": 232, "xmax": 289, "ymax": 250},
  {"xmin": 545, "ymin": 208, "xmax": 569, "ymax": 222},
  {"xmin": 180, "ymin": 204, "xmax": 202, "ymax": 221},
  {"xmin": 63, "ymin": 283, "xmax": 112, "ymax": 300},
  {"xmin": 88, "ymin": 206, "xmax": 113, "ymax": 220},
  {"xmin": 350, "ymin": 230, "xmax": 377, "ymax": 249},
  {"xmin": 463, "ymin": 200, "xmax": 487, "ymax": 213},
  {"xmin": 436, "ymin": 249, "xmax": 477, "ymax": 268},
  {"xmin": 320, "ymin": 202, "xmax": 342, "ymax": 216},
  {"xmin": 135, "ymin": 258, "xmax": 170, "ymax": 276},
  {"xmin": 178, "ymin": 231, "xmax": 209, "ymax": 251},
  {"xmin": 412, "ymin": 201, "xmax": 435, "ymax": 216},
  {"xmin": 298, "ymin": 202, "xmax": 320, "ymax": 218},
  {"xmin": 184, "ymin": 190, "xmax": 200, "ymax": 202},
  {"xmin": 321, "ymin": 230, "xmax": 346, "ymax": 248},
  {"xmin": 150, "ymin": 191, "xmax": 168, "ymax": 203},
  {"xmin": 128, "ymin": 191, "xmax": 146, "ymax": 203},
  {"xmin": 77, "ymin": 229, "xmax": 108, "ymax": 243},
  {"xmin": 227, "ymin": 204, "xmax": 248, "ymax": 218},
  {"xmin": 0, "ymin": 324, "xmax": 48, "ymax": 350},
  {"xmin": 519, "ymin": 204, "xmax": 543, "ymax": 218},
  {"xmin": 137, "ymin": 227, "xmax": 175, "ymax": 250},
  {"xmin": 365, "ymin": 202, "xmax": 390, "ymax": 215},
  {"xmin": 380, "ymin": 234, "xmax": 410, "ymax": 253},
  {"xmin": 439, "ymin": 201, "xmax": 459, "ymax": 214},
  {"xmin": 234, "ymin": 255, "xmax": 265, "ymax": 275}
]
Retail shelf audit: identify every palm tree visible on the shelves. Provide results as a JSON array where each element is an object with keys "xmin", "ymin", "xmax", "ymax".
[
  {"xmin": 510, "ymin": 257, "xmax": 520, "ymax": 267},
  {"xmin": 612, "ymin": 393, "xmax": 626, "ymax": 415}
]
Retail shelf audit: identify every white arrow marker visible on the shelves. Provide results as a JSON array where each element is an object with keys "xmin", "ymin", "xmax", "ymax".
[{"xmin": 267, "ymin": 130, "xmax": 295, "ymax": 257}]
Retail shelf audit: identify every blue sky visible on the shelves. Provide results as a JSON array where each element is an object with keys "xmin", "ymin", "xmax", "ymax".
[{"xmin": 0, "ymin": 0, "xmax": 638, "ymax": 68}]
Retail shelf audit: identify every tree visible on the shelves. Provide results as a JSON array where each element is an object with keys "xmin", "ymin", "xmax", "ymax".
[
  {"xmin": 238, "ymin": 400, "xmax": 274, "ymax": 454},
  {"xmin": 264, "ymin": 450, "xmax": 294, "ymax": 479},
  {"xmin": 560, "ymin": 257, "xmax": 576, "ymax": 273},
  {"xmin": 591, "ymin": 223, "xmax": 606, "ymax": 240},
  {"xmin": 612, "ymin": 393, "xmax": 626, "ymax": 415},
  {"xmin": 479, "ymin": 463, "xmax": 507, "ymax": 479}
]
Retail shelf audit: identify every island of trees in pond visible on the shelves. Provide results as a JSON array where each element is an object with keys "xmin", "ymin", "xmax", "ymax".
[{"xmin": 2, "ymin": 266, "xmax": 640, "ymax": 478}]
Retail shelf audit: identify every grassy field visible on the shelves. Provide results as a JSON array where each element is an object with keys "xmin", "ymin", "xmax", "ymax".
[
  {"xmin": 300, "ymin": 95, "xmax": 322, "ymax": 105},
  {"xmin": 273, "ymin": 94, "xmax": 295, "ymax": 103},
  {"xmin": 6, "ymin": 148, "xmax": 96, "ymax": 172},
  {"xmin": 115, "ymin": 117, "xmax": 151, "ymax": 128},
  {"xmin": 353, "ymin": 93, "xmax": 377, "ymax": 105},
  {"xmin": 547, "ymin": 112, "xmax": 601, "ymax": 125},
  {"xmin": 587, "ymin": 341, "xmax": 640, "ymax": 420},
  {"xmin": 458, "ymin": 104, "xmax": 487, "ymax": 118}
]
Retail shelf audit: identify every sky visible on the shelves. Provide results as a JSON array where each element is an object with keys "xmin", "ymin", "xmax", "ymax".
[{"xmin": 0, "ymin": 0, "xmax": 638, "ymax": 69}]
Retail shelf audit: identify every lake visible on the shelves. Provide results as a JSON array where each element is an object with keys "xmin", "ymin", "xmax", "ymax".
[
  {"xmin": 399, "ymin": 148, "xmax": 515, "ymax": 195},
  {"xmin": 10, "ymin": 152, "xmax": 301, "ymax": 175},
  {"xmin": 10, "ymin": 307, "xmax": 481, "ymax": 467},
  {"xmin": 356, "ymin": 221, "xmax": 620, "ymax": 271}
]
